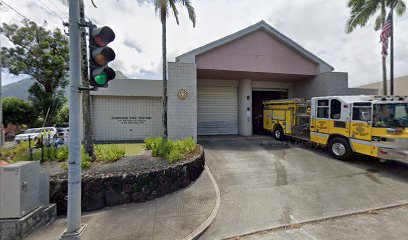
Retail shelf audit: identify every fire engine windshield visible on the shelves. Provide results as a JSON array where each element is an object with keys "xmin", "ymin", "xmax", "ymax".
[{"xmin": 373, "ymin": 103, "xmax": 408, "ymax": 128}]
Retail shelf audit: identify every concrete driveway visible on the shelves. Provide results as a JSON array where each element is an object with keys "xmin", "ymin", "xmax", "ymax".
[{"xmin": 198, "ymin": 136, "xmax": 408, "ymax": 240}]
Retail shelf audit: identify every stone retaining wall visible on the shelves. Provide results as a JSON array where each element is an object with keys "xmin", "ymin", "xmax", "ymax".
[{"xmin": 50, "ymin": 146, "xmax": 205, "ymax": 215}]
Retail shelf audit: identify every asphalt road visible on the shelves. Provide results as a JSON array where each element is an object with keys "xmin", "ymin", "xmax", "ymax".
[{"xmin": 198, "ymin": 136, "xmax": 408, "ymax": 240}]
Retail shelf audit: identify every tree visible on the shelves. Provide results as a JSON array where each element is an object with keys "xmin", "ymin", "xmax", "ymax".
[
  {"xmin": 0, "ymin": 20, "xmax": 69, "ymax": 125},
  {"xmin": 2, "ymin": 97, "xmax": 37, "ymax": 129},
  {"xmin": 53, "ymin": 105, "xmax": 69, "ymax": 127},
  {"xmin": 346, "ymin": 0, "xmax": 406, "ymax": 95},
  {"xmin": 154, "ymin": 0, "xmax": 196, "ymax": 139}
]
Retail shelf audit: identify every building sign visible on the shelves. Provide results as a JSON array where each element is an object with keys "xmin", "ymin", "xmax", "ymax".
[
  {"xmin": 178, "ymin": 89, "xmax": 188, "ymax": 100},
  {"xmin": 112, "ymin": 116, "xmax": 152, "ymax": 125}
]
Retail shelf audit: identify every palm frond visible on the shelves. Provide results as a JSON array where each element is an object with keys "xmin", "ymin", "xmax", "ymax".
[
  {"xmin": 178, "ymin": 0, "xmax": 196, "ymax": 27},
  {"xmin": 346, "ymin": 0, "xmax": 382, "ymax": 33},
  {"xmin": 374, "ymin": 12, "xmax": 385, "ymax": 30},
  {"xmin": 169, "ymin": 0, "xmax": 180, "ymax": 25},
  {"xmin": 91, "ymin": 0, "xmax": 98, "ymax": 8},
  {"xmin": 394, "ymin": 0, "xmax": 406, "ymax": 15}
]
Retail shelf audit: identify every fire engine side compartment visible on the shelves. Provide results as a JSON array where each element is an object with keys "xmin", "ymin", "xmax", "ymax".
[{"xmin": 263, "ymin": 99, "xmax": 308, "ymax": 137}]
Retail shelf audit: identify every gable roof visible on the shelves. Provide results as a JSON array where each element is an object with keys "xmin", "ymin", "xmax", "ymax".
[{"xmin": 176, "ymin": 20, "xmax": 334, "ymax": 73}]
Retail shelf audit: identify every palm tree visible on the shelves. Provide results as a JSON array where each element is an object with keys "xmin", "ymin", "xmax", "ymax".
[
  {"xmin": 154, "ymin": 0, "xmax": 196, "ymax": 139},
  {"xmin": 346, "ymin": 0, "xmax": 406, "ymax": 95}
]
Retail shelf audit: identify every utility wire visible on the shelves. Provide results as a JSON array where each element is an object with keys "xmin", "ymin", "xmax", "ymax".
[
  {"xmin": 45, "ymin": 0, "xmax": 68, "ymax": 18},
  {"xmin": 0, "ymin": 1, "xmax": 32, "ymax": 22},
  {"xmin": 37, "ymin": 0, "xmax": 65, "ymax": 22}
]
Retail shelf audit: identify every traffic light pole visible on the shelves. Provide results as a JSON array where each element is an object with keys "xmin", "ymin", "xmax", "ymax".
[
  {"xmin": 0, "ymin": 66, "xmax": 3, "ymax": 148},
  {"xmin": 61, "ymin": 0, "xmax": 84, "ymax": 239}
]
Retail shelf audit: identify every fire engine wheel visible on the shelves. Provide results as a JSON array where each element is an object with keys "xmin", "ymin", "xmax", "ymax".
[
  {"xmin": 328, "ymin": 137, "xmax": 353, "ymax": 161},
  {"xmin": 273, "ymin": 127, "xmax": 285, "ymax": 141}
]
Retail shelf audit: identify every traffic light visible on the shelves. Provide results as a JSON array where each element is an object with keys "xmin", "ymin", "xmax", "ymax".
[{"xmin": 89, "ymin": 26, "xmax": 116, "ymax": 87}]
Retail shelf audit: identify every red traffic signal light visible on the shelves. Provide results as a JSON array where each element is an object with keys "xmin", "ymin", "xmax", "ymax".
[
  {"xmin": 89, "ymin": 26, "xmax": 116, "ymax": 87},
  {"xmin": 91, "ymin": 26, "xmax": 115, "ymax": 47}
]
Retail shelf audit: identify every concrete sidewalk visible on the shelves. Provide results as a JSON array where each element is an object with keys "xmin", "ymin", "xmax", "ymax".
[{"xmin": 27, "ymin": 168, "xmax": 217, "ymax": 240}]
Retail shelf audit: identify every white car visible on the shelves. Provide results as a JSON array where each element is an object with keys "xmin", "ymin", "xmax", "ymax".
[{"xmin": 14, "ymin": 127, "xmax": 58, "ymax": 143}]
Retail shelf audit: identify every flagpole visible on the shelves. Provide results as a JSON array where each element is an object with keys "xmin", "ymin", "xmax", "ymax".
[
  {"xmin": 382, "ymin": 58, "xmax": 387, "ymax": 96},
  {"xmin": 390, "ymin": 6, "xmax": 395, "ymax": 95}
]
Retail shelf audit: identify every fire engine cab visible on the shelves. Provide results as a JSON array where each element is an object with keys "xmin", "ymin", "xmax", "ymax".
[{"xmin": 263, "ymin": 96, "xmax": 408, "ymax": 162}]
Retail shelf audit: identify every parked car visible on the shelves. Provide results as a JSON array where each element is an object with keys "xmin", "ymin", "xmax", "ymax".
[
  {"xmin": 14, "ymin": 127, "xmax": 58, "ymax": 144},
  {"xmin": 56, "ymin": 127, "xmax": 69, "ymax": 139}
]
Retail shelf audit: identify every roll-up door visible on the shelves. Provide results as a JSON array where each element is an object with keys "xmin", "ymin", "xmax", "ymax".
[{"xmin": 197, "ymin": 85, "xmax": 238, "ymax": 135}]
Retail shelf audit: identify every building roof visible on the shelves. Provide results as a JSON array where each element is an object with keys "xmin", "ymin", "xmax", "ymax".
[
  {"xmin": 359, "ymin": 76, "xmax": 408, "ymax": 96},
  {"xmin": 176, "ymin": 20, "xmax": 334, "ymax": 73}
]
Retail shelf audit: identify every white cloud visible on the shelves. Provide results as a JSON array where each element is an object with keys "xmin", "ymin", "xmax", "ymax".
[{"xmin": 1, "ymin": 0, "xmax": 407, "ymax": 86}]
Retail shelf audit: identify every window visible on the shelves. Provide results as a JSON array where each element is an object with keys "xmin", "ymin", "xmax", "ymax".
[
  {"xmin": 317, "ymin": 99, "xmax": 329, "ymax": 118},
  {"xmin": 353, "ymin": 107, "xmax": 372, "ymax": 121},
  {"xmin": 373, "ymin": 103, "xmax": 408, "ymax": 127},
  {"xmin": 330, "ymin": 99, "xmax": 341, "ymax": 119}
]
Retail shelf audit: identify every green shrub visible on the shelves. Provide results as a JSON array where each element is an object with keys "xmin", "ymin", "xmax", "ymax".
[
  {"xmin": 144, "ymin": 137, "xmax": 197, "ymax": 163},
  {"xmin": 144, "ymin": 137, "xmax": 158, "ymax": 150},
  {"xmin": 6, "ymin": 142, "xmax": 30, "ymax": 162},
  {"xmin": 168, "ymin": 149, "xmax": 184, "ymax": 163},
  {"xmin": 43, "ymin": 147, "xmax": 58, "ymax": 162},
  {"xmin": 56, "ymin": 146, "xmax": 69, "ymax": 162},
  {"xmin": 60, "ymin": 146, "xmax": 92, "ymax": 170},
  {"xmin": 61, "ymin": 158, "xmax": 91, "ymax": 171},
  {"xmin": 81, "ymin": 146, "xmax": 92, "ymax": 162},
  {"xmin": 174, "ymin": 137, "xmax": 196, "ymax": 154},
  {"xmin": 11, "ymin": 141, "xmax": 30, "ymax": 157},
  {"xmin": 95, "ymin": 145, "xmax": 125, "ymax": 162},
  {"xmin": 81, "ymin": 160, "xmax": 91, "ymax": 169}
]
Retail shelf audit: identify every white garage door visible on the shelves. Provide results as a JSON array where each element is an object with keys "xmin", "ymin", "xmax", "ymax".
[
  {"xmin": 92, "ymin": 96, "xmax": 162, "ymax": 141},
  {"xmin": 197, "ymin": 85, "xmax": 238, "ymax": 135}
]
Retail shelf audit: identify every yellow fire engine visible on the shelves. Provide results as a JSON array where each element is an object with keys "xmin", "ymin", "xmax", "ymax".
[{"xmin": 263, "ymin": 96, "xmax": 408, "ymax": 162}]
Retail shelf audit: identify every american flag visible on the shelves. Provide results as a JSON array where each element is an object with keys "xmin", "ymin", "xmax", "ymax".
[{"xmin": 380, "ymin": 11, "xmax": 393, "ymax": 58}]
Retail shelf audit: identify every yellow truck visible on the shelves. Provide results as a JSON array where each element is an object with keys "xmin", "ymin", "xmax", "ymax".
[{"xmin": 263, "ymin": 96, "xmax": 408, "ymax": 162}]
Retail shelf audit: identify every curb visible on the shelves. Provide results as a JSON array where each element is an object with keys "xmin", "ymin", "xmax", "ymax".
[
  {"xmin": 227, "ymin": 201, "xmax": 408, "ymax": 239},
  {"xmin": 184, "ymin": 163, "xmax": 221, "ymax": 240}
]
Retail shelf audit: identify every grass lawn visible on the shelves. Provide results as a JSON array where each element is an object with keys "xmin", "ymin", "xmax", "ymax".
[{"xmin": 97, "ymin": 143, "xmax": 145, "ymax": 156}]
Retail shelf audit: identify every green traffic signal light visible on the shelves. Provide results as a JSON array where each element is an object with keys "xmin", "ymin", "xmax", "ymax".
[
  {"xmin": 94, "ymin": 72, "xmax": 108, "ymax": 85},
  {"xmin": 91, "ymin": 67, "xmax": 116, "ymax": 87}
]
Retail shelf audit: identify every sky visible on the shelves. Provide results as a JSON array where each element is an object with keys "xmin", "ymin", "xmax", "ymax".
[{"xmin": 1, "ymin": 0, "xmax": 407, "ymax": 87}]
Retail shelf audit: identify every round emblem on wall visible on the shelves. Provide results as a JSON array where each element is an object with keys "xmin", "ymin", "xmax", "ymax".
[{"xmin": 177, "ymin": 89, "xmax": 188, "ymax": 100}]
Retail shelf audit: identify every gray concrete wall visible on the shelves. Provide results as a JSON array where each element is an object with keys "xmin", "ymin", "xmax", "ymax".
[
  {"xmin": 91, "ymin": 96, "xmax": 163, "ymax": 142},
  {"xmin": 293, "ymin": 72, "xmax": 378, "ymax": 99},
  {"xmin": 168, "ymin": 62, "xmax": 197, "ymax": 140}
]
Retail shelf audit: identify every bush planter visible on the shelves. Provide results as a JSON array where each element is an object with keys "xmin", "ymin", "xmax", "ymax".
[{"xmin": 50, "ymin": 145, "xmax": 205, "ymax": 215}]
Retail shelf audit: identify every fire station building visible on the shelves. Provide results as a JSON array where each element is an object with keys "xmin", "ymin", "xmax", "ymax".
[{"xmin": 90, "ymin": 21, "xmax": 376, "ymax": 142}]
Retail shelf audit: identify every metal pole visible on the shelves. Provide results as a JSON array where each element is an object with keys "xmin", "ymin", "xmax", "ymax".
[
  {"xmin": 382, "ymin": 57, "xmax": 387, "ymax": 96},
  {"xmin": 28, "ymin": 136, "xmax": 33, "ymax": 161},
  {"xmin": 0, "ymin": 67, "xmax": 3, "ymax": 147},
  {"xmin": 65, "ymin": 0, "xmax": 82, "ymax": 237},
  {"xmin": 390, "ymin": 7, "xmax": 394, "ymax": 95},
  {"xmin": 41, "ymin": 135, "xmax": 44, "ymax": 162}
]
